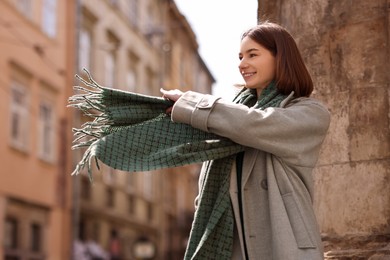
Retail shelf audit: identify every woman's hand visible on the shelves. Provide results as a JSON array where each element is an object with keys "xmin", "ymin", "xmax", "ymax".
[
  {"xmin": 160, "ymin": 88, "xmax": 183, "ymax": 102},
  {"xmin": 160, "ymin": 88, "xmax": 184, "ymax": 113}
]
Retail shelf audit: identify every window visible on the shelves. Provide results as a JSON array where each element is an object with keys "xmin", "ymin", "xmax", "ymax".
[
  {"xmin": 91, "ymin": 222, "xmax": 100, "ymax": 241},
  {"xmin": 4, "ymin": 201, "xmax": 47, "ymax": 260},
  {"xmin": 4, "ymin": 218, "xmax": 18, "ymax": 249},
  {"xmin": 126, "ymin": 173, "xmax": 137, "ymax": 193},
  {"xmin": 106, "ymin": 187, "xmax": 115, "ymax": 208},
  {"xmin": 103, "ymin": 168, "xmax": 117, "ymax": 185},
  {"xmin": 128, "ymin": 195, "xmax": 135, "ymax": 214},
  {"xmin": 79, "ymin": 10, "xmax": 96, "ymax": 72},
  {"xmin": 143, "ymin": 172, "xmax": 153, "ymax": 200},
  {"xmin": 30, "ymin": 223, "xmax": 42, "ymax": 252},
  {"xmin": 105, "ymin": 52, "xmax": 115, "ymax": 88},
  {"xmin": 144, "ymin": 67, "xmax": 154, "ymax": 95},
  {"xmin": 164, "ymin": 42, "xmax": 172, "ymax": 77},
  {"xmin": 4, "ymin": 217, "xmax": 20, "ymax": 259},
  {"xmin": 144, "ymin": 5, "xmax": 158, "ymax": 40},
  {"xmin": 79, "ymin": 28, "xmax": 92, "ymax": 71},
  {"xmin": 38, "ymin": 100, "xmax": 55, "ymax": 162},
  {"xmin": 109, "ymin": 0, "xmax": 119, "ymax": 7},
  {"xmin": 4, "ymin": 256, "xmax": 19, "ymax": 260},
  {"xmin": 147, "ymin": 202, "xmax": 153, "ymax": 221},
  {"xmin": 81, "ymin": 176, "xmax": 91, "ymax": 200},
  {"xmin": 42, "ymin": 0, "xmax": 57, "ymax": 37},
  {"xmin": 127, "ymin": 0, "xmax": 139, "ymax": 28},
  {"xmin": 126, "ymin": 69, "xmax": 136, "ymax": 92},
  {"xmin": 126, "ymin": 51, "xmax": 139, "ymax": 92},
  {"xmin": 105, "ymin": 32, "xmax": 119, "ymax": 88},
  {"xmin": 15, "ymin": 0, "xmax": 32, "ymax": 19},
  {"xmin": 10, "ymin": 82, "xmax": 29, "ymax": 151}
]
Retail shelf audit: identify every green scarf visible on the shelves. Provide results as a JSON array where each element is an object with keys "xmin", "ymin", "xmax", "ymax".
[{"xmin": 69, "ymin": 70, "xmax": 287, "ymax": 259}]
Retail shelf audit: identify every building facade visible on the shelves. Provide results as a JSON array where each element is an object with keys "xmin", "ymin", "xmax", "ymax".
[
  {"xmin": 0, "ymin": 0, "xmax": 74, "ymax": 259},
  {"xmin": 258, "ymin": 0, "xmax": 390, "ymax": 258},
  {"xmin": 73, "ymin": 0, "xmax": 215, "ymax": 259},
  {"xmin": 0, "ymin": 0, "xmax": 215, "ymax": 259}
]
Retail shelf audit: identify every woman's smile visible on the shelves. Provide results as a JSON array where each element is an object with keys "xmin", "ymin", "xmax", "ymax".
[{"xmin": 242, "ymin": 72, "xmax": 257, "ymax": 79}]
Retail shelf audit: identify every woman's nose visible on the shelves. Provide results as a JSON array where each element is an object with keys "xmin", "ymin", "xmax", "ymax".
[{"xmin": 239, "ymin": 59, "xmax": 248, "ymax": 70}]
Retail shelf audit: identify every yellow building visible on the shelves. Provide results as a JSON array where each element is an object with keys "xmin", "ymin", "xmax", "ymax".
[
  {"xmin": 0, "ymin": 0, "xmax": 74, "ymax": 259},
  {"xmin": 73, "ymin": 0, "xmax": 215, "ymax": 259}
]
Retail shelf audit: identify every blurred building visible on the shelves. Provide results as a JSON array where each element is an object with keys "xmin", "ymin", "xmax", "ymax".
[
  {"xmin": 0, "ymin": 0, "xmax": 215, "ymax": 260},
  {"xmin": 0, "ymin": 0, "xmax": 74, "ymax": 259},
  {"xmin": 258, "ymin": 0, "xmax": 390, "ymax": 258},
  {"xmin": 73, "ymin": 0, "xmax": 215, "ymax": 260}
]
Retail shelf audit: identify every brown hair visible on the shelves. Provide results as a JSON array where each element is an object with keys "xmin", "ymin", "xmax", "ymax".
[{"xmin": 241, "ymin": 22, "xmax": 313, "ymax": 97}]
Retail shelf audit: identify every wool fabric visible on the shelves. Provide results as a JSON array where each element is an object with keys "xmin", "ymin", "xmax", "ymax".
[{"xmin": 69, "ymin": 70, "xmax": 287, "ymax": 259}]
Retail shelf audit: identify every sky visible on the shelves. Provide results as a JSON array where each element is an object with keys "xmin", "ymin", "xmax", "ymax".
[{"xmin": 174, "ymin": 0, "xmax": 258, "ymax": 100}]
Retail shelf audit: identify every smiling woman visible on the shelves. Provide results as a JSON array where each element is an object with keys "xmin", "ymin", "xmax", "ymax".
[{"xmin": 161, "ymin": 21, "xmax": 330, "ymax": 260}]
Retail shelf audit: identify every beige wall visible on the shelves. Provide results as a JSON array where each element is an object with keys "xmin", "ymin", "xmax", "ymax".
[
  {"xmin": 258, "ymin": 0, "xmax": 390, "ymax": 258},
  {"xmin": 0, "ymin": 0, "xmax": 73, "ymax": 259}
]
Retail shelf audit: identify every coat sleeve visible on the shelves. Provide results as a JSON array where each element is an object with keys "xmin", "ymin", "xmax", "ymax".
[{"xmin": 171, "ymin": 91, "xmax": 330, "ymax": 167}]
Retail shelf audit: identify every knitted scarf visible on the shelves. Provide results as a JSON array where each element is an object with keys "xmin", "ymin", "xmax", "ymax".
[{"xmin": 69, "ymin": 70, "xmax": 287, "ymax": 259}]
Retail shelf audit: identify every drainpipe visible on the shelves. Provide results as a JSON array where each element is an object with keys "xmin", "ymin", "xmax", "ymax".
[{"xmin": 71, "ymin": 0, "xmax": 82, "ymax": 259}]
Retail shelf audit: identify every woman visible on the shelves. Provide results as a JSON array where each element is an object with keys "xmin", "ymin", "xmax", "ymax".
[{"xmin": 161, "ymin": 22, "xmax": 330, "ymax": 259}]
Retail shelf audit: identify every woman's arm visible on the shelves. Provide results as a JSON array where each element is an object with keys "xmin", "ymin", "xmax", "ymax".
[{"xmin": 170, "ymin": 91, "xmax": 330, "ymax": 166}]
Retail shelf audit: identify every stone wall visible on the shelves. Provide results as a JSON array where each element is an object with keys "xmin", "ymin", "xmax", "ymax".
[{"xmin": 258, "ymin": 0, "xmax": 390, "ymax": 258}]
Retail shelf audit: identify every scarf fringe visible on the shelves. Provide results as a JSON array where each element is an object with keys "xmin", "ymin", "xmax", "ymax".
[
  {"xmin": 68, "ymin": 69, "xmax": 113, "ymax": 180},
  {"xmin": 70, "ymin": 143, "xmax": 100, "ymax": 182}
]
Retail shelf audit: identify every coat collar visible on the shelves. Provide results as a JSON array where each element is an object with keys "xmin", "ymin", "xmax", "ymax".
[{"xmin": 280, "ymin": 91, "xmax": 295, "ymax": 108}]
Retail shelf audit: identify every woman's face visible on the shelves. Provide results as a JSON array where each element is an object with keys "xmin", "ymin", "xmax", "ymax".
[{"xmin": 238, "ymin": 36, "xmax": 276, "ymax": 96}]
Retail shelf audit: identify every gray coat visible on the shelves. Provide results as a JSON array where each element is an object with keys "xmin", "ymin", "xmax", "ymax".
[{"xmin": 171, "ymin": 91, "xmax": 330, "ymax": 260}]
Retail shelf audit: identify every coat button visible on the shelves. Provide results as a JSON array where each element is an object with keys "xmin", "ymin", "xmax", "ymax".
[
  {"xmin": 199, "ymin": 100, "xmax": 209, "ymax": 107},
  {"xmin": 261, "ymin": 179, "xmax": 268, "ymax": 190}
]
